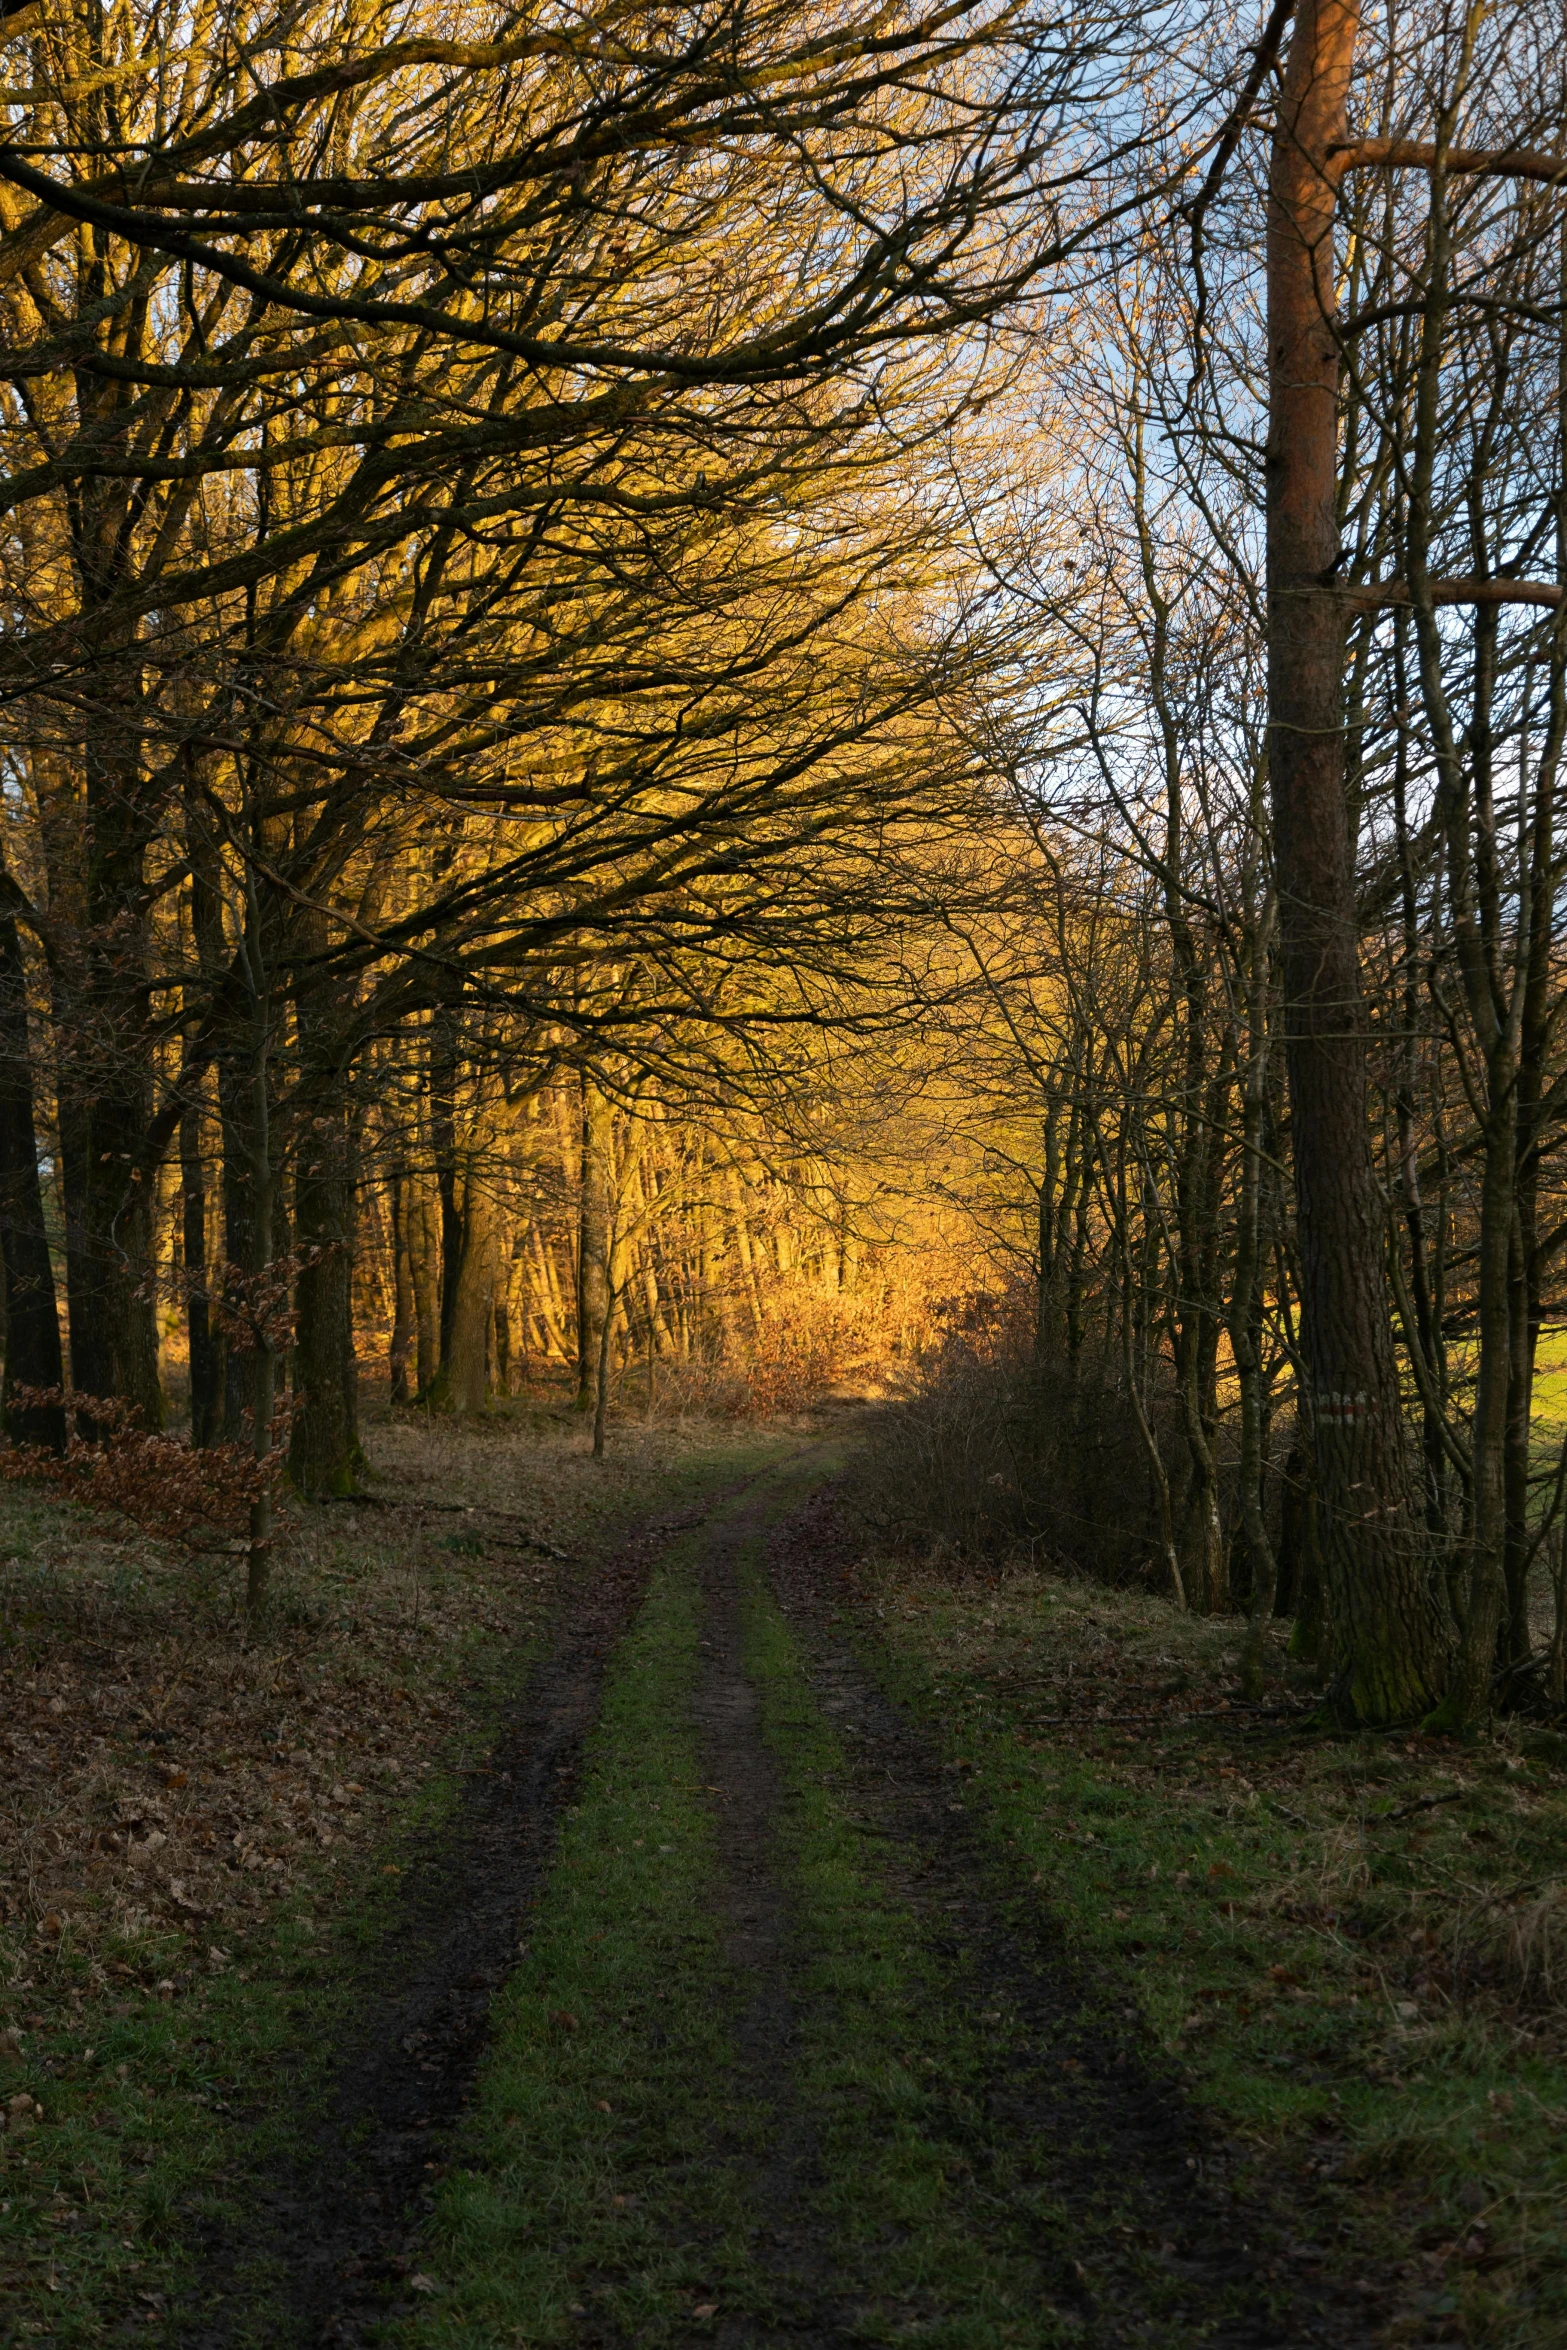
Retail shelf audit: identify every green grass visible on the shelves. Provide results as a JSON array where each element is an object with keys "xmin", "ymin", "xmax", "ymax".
[
  {"xmin": 398, "ymin": 1461, "xmax": 1293, "ymax": 2348},
  {"xmin": 395, "ymin": 1543, "xmax": 755, "ymax": 2346},
  {"xmin": 738, "ymin": 1555, "xmax": 1089, "ymax": 2346},
  {"xmin": 0, "ymin": 1786, "xmax": 508, "ymax": 2345},
  {"xmin": 0, "ymin": 1422, "xmax": 789, "ymax": 2344},
  {"xmin": 397, "ymin": 1450, "xmax": 1093, "ymax": 2348},
  {"xmin": 862, "ymin": 1568, "xmax": 1567, "ymax": 2348}
]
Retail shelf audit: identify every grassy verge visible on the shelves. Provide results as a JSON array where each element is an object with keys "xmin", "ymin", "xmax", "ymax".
[
  {"xmin": 0, "ymin": 1628, "xmax": 554, "ymax": 2345},
  {"xmin": 0, "ymin": 1416, "xmax": 782, "ymax": 2343},
  {"xmin": 859, "ymin": 1562, "xmax": 1567, "ymax": 2349}
]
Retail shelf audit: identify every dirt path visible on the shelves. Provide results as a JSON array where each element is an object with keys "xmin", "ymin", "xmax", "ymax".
[
  {"xmin": 690, "ymin": 1474, "xmax": 848, "ymax": 2348},
  {"xmin": 185, "ymin": 1451, "xmax": 1381, "ymax": 2348},
  {"xmin": 185, "ymin": 1493, "xmax": 723, "ymax": 2349},
  {"xmin": 755, "ymin": 1482, "xmax": 1377, "ymax": 2349}
]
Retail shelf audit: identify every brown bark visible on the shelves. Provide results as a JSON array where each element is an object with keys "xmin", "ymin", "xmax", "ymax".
[
  {"xmin": 389, "ymin": 1169, "xmax": 414, "ymax": 1405},
  {"xmin": 412, "ymin": 1178, "xmax": 439, "ymax": 1396},
  {"xmin": 289, "ymin": 1098, "xmax": 362, "ymax": 1497},
  {"xmin": 1267, "ymin": 0, "xmax": 1447, "ymax": 1722},
  {"xmin": 180, "ymin": 1088, "xmax": 219, "ymax": 1448},
  {"xmin": 576, "ymin": 1071, "xmax": 611, "ymax": 1413},
  {"xmin": 430, "ymin": 1001, "xmax": 462, "ymax": 1368},
  {"xmin": 446, "ymin": 1173, "xmax": 498, "ymax": 1416},
  {"xmin": 0, "ymin": 884, "xmax": 66, "ymax": 1450}
]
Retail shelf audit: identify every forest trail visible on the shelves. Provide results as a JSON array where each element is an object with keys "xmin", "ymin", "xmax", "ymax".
[{"xmin": 183, "ymin": 1447, "xmax": 1375, "ymax": 2349}]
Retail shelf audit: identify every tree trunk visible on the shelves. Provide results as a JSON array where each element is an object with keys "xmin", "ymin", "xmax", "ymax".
[
  {"xmin": 237, "ymin": 904, "xmax": 278, "ymax": 1628},
  {"xmin": 181, "ymin": 1089, "xmax": 219, "ymax": 1447},
  {"xmin": 446, "ymin": 1175, "xmax": 498, "ymax": 1415},
  {"xmin": 1267, "ymin": 0, "xmax": 1446, "ymax": 1723},
  {"xmin": 1449, "ymin": 1106, "xmax": 1515, "ymax": 1725},
  {"xmin": 410, "ymin": 1177, "xmax": 439, "ymax": 1395},
  {"xmin": 58, "ymin": 479, "xmax": 162, "ymax": 1430},
  {"xmin": 1235, "ymin": 903, "xmax": 1280, "ymax": 1696},
  {"xmin": 218, "ymin": 1019, "xmax": 264, "ymax": 1443},
  {"xmin": 0, "ymin": 890, "xmax": 66, "ymax": 1451},
  {"xmin": 430, "ymin": 1001, "xmax": 463, "ymax": 1367},
  {"xmin": 389, "ymin": 1169, "xmax": 414, "ymax": 1405},
  {"xmin": 576, "ymin": 1072, "xmax": 611, "ymax": 1413},
  {"xmin": 592, "ymin": 1278, "xmax": 617, "ymax": 1460},
  {"xmin": 289, "ymin": 1100, "xmax": 362, "ymax": 1496},
  {"xmin": 1498, "ymin": 1208, "xmax": 1536, "ymax": 1695}
]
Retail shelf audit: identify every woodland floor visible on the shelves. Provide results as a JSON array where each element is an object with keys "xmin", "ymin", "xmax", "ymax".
[{"xmin": 2, "ymin": 1411, "xmax": 1566, "ymax": 2347}]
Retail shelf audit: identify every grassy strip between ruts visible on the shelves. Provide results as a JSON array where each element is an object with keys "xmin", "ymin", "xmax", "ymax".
[
  {"xmin": 390, "ymin": 1540, "xmax": 748, "ymax": 2346},
  {"xmin": 738, "ymin": 1550, "xmax": 1090, "ymax": 2347},
  {"xmin": 857, "ymin": 1565, "xmax": 1567, "ymax": 2350},
  {"xmin": 398, "ymin": 1464, "xmax": 1062, "ymax": 2350}
]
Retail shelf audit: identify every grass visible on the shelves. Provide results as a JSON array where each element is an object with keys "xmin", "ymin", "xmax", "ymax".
[
  {"xmin": 859, "ymin": 1562, "xmax": 1567, "ymax": 2348},
  {"xmin": 738, "ymin": 1554, "xmax": 1088, "ymax": 2347},
  {"xmin": 19, "ymin": 1404, "xmax": 1562, "ymax": 2344},
  {"xmin": 399, "ymin": 1464, "xmax": 1232, "ymax": 2349},
  {"xmin": 0, "ymin": 1407, "xmax": 786, "ymax": 2345},
  {"xmin": 396, "ymin": 1459, "xmax": 1080, "ymax": 2349},
  {"xmin": 392, "ymin": 1545, "xmax": 747, "ymax": 2346}
]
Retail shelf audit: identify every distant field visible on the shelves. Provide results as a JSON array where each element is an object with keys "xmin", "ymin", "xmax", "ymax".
[{"xmin": 1536, "ymin": 1333, "xmax": 1567, "ymax": 1431}]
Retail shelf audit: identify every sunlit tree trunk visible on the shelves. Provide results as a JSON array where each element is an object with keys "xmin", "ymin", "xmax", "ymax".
[
  {"xmin": 180, "ymin": 1085, "xmax": 218, "ymax": 1448},
  {"xmin": 430, "ymin": 1000, "xmax": 463, "ymax": 1372},
  {"xmin": 389, "ymin": 1168, "xmax": 414, "ymax": 1405},
  {"xmin": 447, "ymin": 1172, "xmax": 498, "ymax": 1415},
  {"xmin": 412, "ymin": 1177, "xmax": 439, "ymax": 1397},
  {"xmin": 576, "ymin": 1072, "xmax": 611, "ymax": 1413}
]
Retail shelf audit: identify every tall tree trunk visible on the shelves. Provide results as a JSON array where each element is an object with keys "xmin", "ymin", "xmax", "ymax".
[
  {"xmin": 1236, "ymin": 899, "xmax": 1280, "ymax": 1696},
  {"xmin": 287, "ymin": 889, "xmax": 362, "ymax": 1497},
  {"xmin": 412, "ymin": 1178, "xmax": 439, "ymax": 1395},
  {"xmin": 234, "ymin": 895, "xmax": 278, "ymax": 1627},
  {"xmin": 61, "ymin": 459, "xmax": 162, "ymax": 1429},
  {"xmin": 218, "ymin": 1017, "xmax": 264, "ymax": 1443},
  {"xmin": 1267, "ymin": 0, "xmax": 1446, "ymax": 1722},
  {"xmin": 1498, "ymin": 1208, "xmax": 1536, "ymax": 1694},
  {"xmin": 181, "ymin": 1088, "xmax": 219, "ymax": 1447},
  {"xmin": 446, "ymin": 1174, "xmax": 498, "ymax": 1415},
  {"xmin": 389, "ymin": 1169, "xmax": 414, "ymax": 1406},
  {"xmin": 0, "ymin": 886, "xmax": 66, "ymax": 1451},
  {"xmin": 289, "ymin": 1097, "xmax": 361, "ymax": 1496},
  {"xmin": 430, "ymin": 1001, "xmax": 463, "ymax": 1368},
  {"xmin": 576, "ymin": 1072, "xmax": 611, "ymax": 1413}
]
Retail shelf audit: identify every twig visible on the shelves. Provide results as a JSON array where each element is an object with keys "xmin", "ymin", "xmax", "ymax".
[
  {"xmin": 1371, "ymin": 1790, "xmax": 1465, "ymax": 1827},
  {"xmin": 1023, "ymin": 1700, "xmax": 1313, "ymax": 1730},
  {"xmin": 1265, "ymin": 1797, "xmax": 1313, "ymax": 1829}
]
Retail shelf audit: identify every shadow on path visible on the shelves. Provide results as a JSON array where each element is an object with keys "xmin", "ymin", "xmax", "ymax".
[{"xmin": 184, "ymin": 1494, "xmax": 720, "ymax": 2349}]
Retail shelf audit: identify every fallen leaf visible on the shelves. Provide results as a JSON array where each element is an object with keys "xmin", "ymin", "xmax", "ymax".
[
  {"xmin": 694, "ymin": 2304, "xmax": 718, "ymax": 2320},
  {"xmin": 408, "ymin": 2273, "xmax": 440, "ymax": 2295},
  {"xmin": 552, "ymin": 2009, "xmax": 579, "ymax": 2032}
]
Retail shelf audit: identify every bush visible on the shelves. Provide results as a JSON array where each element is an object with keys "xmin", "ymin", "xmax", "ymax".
[{"xmin": 863, "ymin": 1288, "xmax": 1177, "ymax": 1581}]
